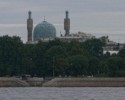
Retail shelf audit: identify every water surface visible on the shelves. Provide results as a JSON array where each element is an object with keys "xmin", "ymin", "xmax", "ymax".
[{"xmin": 0, "ymin": 87, "xmax": 124, "ymax": 100}]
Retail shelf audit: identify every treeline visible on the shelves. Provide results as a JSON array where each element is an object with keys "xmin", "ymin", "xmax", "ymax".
[{"xmin": 0, "ymin": 35, "xmax": 125, "ymax": 77}]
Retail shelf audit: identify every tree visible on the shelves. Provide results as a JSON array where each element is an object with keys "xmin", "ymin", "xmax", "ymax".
[
  {"xmin": 67, "ymin": 55, "xmax": 89, "ymax": 76},
  {"xmin": 106, "ymin": 57, "xmax": 124, "ymax": 77},
  {"xmin": 44, "ymin": 45, "xmax": 68, "ymax": 76},
  {"xmin": 88, "ymin": 56, "xmax": 100, "ymax": 76},
  {"xmin": 0, "ymin": 35, "xmax": 23, "ymax": 76},
  {"xmin": 83, "ymin": 39, "xmax": 105, "ymax": 57},
  {"xmin": 21, "ymin": 44, "xmax": 36, "ymax": 75},
  {"xmin": 119, "ymin": 46, "xmax": 125, "ymax": 57}
]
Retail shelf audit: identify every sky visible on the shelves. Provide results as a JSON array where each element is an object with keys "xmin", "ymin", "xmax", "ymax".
[{"xmin": 0, "ymin": 0, "xmax": 125, "ymax": 43}]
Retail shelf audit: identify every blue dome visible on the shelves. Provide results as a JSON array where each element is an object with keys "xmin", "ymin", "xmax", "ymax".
[{"xmin": 33, "ymin": 21, "xmax": 56, "ymax": 41}]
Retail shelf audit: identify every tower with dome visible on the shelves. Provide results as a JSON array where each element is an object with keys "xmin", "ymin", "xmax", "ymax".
[
  {"xmin": 27, "ymin": 11, "xmax": 56, "ymax": 43},
  {"xmin": 33, "ymin": 20, "xmax": 56, "ymax": 41},
  {"xmin": 26, "ymin": 11, "xmax": 94, "ymax": 43}
]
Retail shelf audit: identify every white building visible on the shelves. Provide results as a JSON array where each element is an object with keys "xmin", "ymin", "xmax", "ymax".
[{"xmin": 57, "ymin": 32, "xmax": 95, "ymax": 42}]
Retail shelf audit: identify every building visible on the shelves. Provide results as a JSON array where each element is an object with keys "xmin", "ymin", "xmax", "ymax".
[
  {"xmin": 33, "ymin": 20, "xmax": 56, "ymax": 41},
  {"xmin": 27, "ymin": 11, "xmax": 33, "ymax": 43},
  {"xmin": 57, "ymin": 32, "xmax": 95, "ymax": 42},
  {"xmin": 100, "ymin": 36, "xmax": 125, "ymax": 55},
  {"xmin": 64, "ymin": 11, "xmax": 70, "ymax": 36},
  {"xmin": 26, "ymin": 11, "xmax": 94, "ymax": 43}
]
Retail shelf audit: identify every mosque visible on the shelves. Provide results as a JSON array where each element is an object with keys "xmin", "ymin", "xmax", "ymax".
[{"xmin": 27, "ymin": 11, "xmax": 94, "ymax": 43}]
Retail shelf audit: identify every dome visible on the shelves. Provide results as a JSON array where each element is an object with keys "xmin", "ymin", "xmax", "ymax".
[{"xmin": 33, "ymin": 21, "xmax": 56, "ymax": 41}]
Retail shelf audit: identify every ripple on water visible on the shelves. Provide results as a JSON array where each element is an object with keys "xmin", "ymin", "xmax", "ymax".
[{"xmin": 0, "ymin": 87, "xmax": 124, "ymax": 100}]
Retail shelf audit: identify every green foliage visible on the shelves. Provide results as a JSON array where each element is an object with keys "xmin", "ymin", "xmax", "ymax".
[
  {"xmin": 106, "ymin": 57, "xmax": 125, "ymax": 77},
  {"xmin": 0, "ymin": 36, "xmax": 125, "ymax": 77},
  {"xmin": 0, "ymin": 35, "xmax": 23, "ymax": 76},
  {"xmin": 119, "ymin": 46, "xmax": 125, "ymax": 57},
  {"xmin": 83, "ymin": 39, "xmax": 105, "ymax": 57},
  {"xmin": 67, "ymin": 55, "xmax": 89, "ymax": 76},
  {"xmin": 88, "ymin": 56, "xmax": 100, "ymax": 75}
]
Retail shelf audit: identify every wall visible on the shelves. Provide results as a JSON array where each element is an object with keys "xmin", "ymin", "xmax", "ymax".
[{"xmin": 42, "ymin": 77, "xmax": 125, "ymax": 87}]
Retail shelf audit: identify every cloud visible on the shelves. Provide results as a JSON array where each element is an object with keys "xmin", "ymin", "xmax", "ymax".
[
  {"xmin": 0, "ymin": 0, "xmax": 125, "ymax": 42},
  {"xmin": 0, "ymin": 24, "xmax": 26, "ymax": 28}
]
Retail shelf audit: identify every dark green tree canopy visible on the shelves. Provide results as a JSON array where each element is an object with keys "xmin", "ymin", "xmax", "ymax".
[{"xmin": 0, "ymin": 35, "xmax": 124, "ymax": 77}]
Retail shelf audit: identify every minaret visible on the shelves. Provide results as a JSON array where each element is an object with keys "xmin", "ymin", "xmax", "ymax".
[
  {"xmin": 64, "ymin": 10, "xmax": 70, "ymax": 36},
  {"xmin": 27, "ymin": 11, "xmax": 33, "ymax": 42}
]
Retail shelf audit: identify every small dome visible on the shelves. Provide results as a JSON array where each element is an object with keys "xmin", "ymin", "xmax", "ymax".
[{"xmin": 33, "ymin": 21, "xmax": 56, "ymax": 41}]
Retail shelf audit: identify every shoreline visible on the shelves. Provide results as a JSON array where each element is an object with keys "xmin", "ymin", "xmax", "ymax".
[{"xmin": 0, "ymin": 77, "xmax": 125, "ymax": 87}]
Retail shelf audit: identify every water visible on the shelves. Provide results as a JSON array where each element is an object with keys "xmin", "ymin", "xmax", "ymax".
[{"xmin": 0, "ymin": 87, "xmax": 124, "ymax": 100}]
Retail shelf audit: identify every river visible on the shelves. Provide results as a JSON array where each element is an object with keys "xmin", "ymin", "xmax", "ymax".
[{"xmin": 0, "ymin": 87, "xmax": 124, "ymax": 100}]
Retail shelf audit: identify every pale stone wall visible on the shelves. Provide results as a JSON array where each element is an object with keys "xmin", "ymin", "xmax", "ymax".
[
  {"xmin": 0, "ymin": 77, "xmax": 125, "ymax": 87},
  {"xmin": 0, "ymin": 77, "xmax": 22, "ymax": 87},
  {"xmin": 0, "ymin": 77, "xmax": 45, "ymax": 87},
  {"xmin": 42, "ymin": 77, "xmax": 125, "ymax": 87},
  {"xmin": 26, "ymin": 77, "xmax": 45, "ymax": 86}
]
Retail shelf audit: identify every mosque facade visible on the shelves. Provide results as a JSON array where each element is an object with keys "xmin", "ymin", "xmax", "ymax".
[{"xmin": 27, "ymin": 11, "xmax": 94, "ymax": 43}]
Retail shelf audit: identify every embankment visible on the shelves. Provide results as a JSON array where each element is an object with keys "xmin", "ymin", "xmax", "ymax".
[
  {"xmin": 0, "ymin": 77, "xmax": 44, "ymax": 87},
  {"xmin": 0, "ymin": 77, "xmax": 125, "ymax": 87},
  {"xmin": 42, "ymin": 77, "xmax": 125, "ymax": 87}
]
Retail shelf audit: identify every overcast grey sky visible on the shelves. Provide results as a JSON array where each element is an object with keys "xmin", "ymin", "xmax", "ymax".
[{"xmin": 0, "ymin": 0, "xmax": 125, "ymax": 42}]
